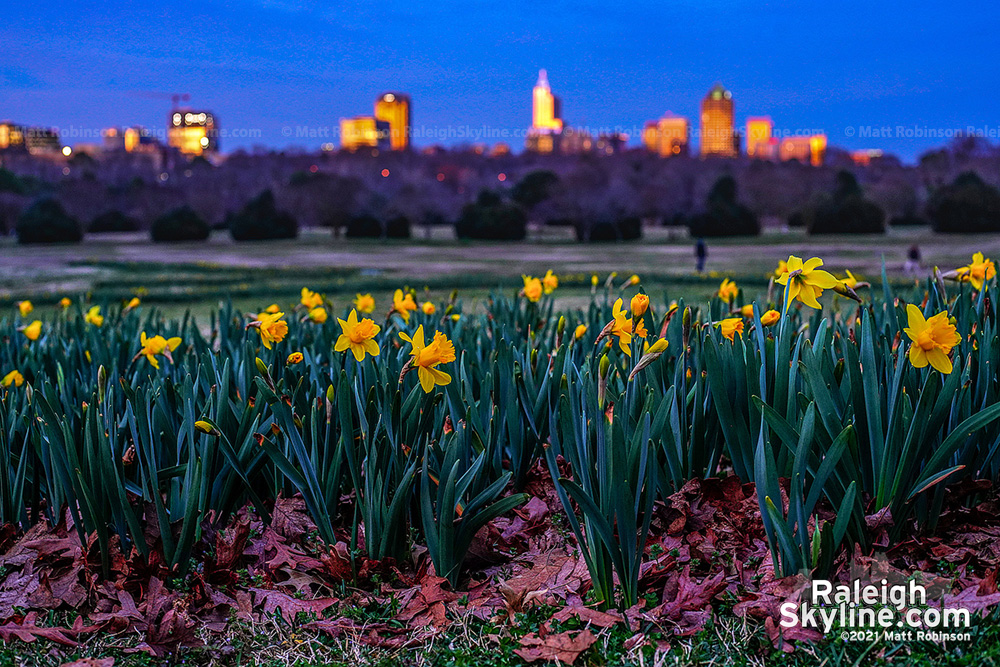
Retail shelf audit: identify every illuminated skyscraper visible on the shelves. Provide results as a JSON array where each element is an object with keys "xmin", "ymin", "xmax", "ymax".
[
  {"xmin": 340, "ymin": 116, "xmax": 390, "ymax": 151},
  {"xmin": 532, "ymin": 69, "xmax": 563, "ymax": 132},
  {"xmin": 168, "ymin": 109, "xmax": 218, "ymax": 156},
  {"xmin": 745, "ymin": 117, "xmax": 773, "ymax": 158},
  {"xmin": 779, "ymin": 135, "xmax": 827, "ymax": 166},
  {"xmin": 374, "ymin": 92, "xmax": 411, "ymax": 151},
  {"xmin": 700, "ymin": 84, "xmax": 737, "ymax": 158},
  {"xmin": 643, "ymin": 113, "xmax": 690, "ymax": 156}
]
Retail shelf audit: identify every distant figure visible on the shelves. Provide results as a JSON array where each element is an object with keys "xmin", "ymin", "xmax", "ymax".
[
  {"xmin": 695, "ymin": 238, "xmax": 707, "ymax": 273},
  {"xmin": 904, "ymin": 244, "xmax": 921, "ymax": 276}
]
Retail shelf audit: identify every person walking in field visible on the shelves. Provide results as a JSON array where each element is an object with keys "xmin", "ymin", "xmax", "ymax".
[
  {"xmin": 904, "ymin": 244, "xmax": 921, "ymax": 276},
  {"xmin": 695, "ymin": 238, "xmax": 707, "ymax": 273}
]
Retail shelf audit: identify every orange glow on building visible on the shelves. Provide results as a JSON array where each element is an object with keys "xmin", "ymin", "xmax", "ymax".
[
  {"xmin": 700, "ymin": 84, "xmax": 737, "ymax": 158},
  {"xmin": 778, "ymin": 134, "xmax": 827, "ymax": 166},
  {"xmin": 374, "ymin": 92, "xmax": 411, "ymax": 151},
  {"xmin": 851, "ymin": 149, "xmax": 884, "ymax": 166},
  {"xmin": 340, "ymin": 116, "xmax": 390, "ymax": 151},
  {"xmin": 642, "ymin": 114, "xmax": 689, "ymax": 156},
  {"xmin": 168, "ymin": 109, "xmax": 218, "ymax": 156},
  {"xmin": 745, "ymin": 117, "xmax": 773, "ymax": 158}
]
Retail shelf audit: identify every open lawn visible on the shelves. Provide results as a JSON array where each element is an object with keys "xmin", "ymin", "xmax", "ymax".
[{"xmin": 1, "ymin": 227, "xmax": 996, "ymax": 317}]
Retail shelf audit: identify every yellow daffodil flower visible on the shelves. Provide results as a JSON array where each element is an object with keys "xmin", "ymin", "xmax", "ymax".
[
  {"xmin": 609, "ymin": 298, "xmax": 633, "ymax": 357},
  {"xmin": 287, "ymin": 352, "xmax": 304, "ymax": 364},
  {"xmin": 252, "ymin": 311, "xmax": 288, "ymax": 349},
  {"xmin": 760, "ymin": 309, "xmax": 781, "ymax": 326},
  {"xmin": 125, "ymin": 297, "xmax": 141, "ymax": 310},
  {"xmin": 22, "ymin": 320, "xmax": 42, "ymax": 341},
  {"xmin": 301, "ymin": 287, "xmax": 324, "ymax": 310},
  {"xmin": 740, "ymin": 304, "xmax": 754, "ymax": 318},
  {"xmin": 631, "ymin": 293, "xmax": 649, "ymax": 318},
  {"xmin": 59, "ymin": 297, "xmax": 71, "ymax": 309},
  {"xmin": 265, "ymin": 303, "xmax": 281, "ymax": 314},
  {"xmin": 522, "ymin": 276, "xmax": 543, "ymax": 303},
  {"xmin": 775, "ymin": 255, "xmax": 839, "ymax": 309},
  {"xmin": 308, "ymin": 306, "xmax": 328, "ymax": 324},
  {"xmin": 335, "ymin": 309, "xmax": 381, "ymax": 361},
  {"xmin": 354, "ymin": 293, "xmax": 376, "ymax": 314},
  {"xmin": 399, "ymin": 325, "xmax": 456, "ymax": 392},
  {"xmin": 717, "ymin": 279, "xmax": 738, "ymax": 303},
  {"xmin": 903, "ymin": 304, "xmax": 961, "ymax": 374},
  {"xmin": 392, "ymin": 289, "xmax": 418, "ymax": 321},
  {"xmin": 954, "ymin": 252, "xmax": 996, "ymax": 291},
  {"xmin": 85, "ymin": 306, "xmax": 104, "ymax": 327},
  {"xmin": 542, "ymin": 270, "xmax": 559, "ymax": 294},
  {"xmin": 138, "ymin": 332, "xmax": 182, "ymax": 369},
  {"xmin": 574, "ymin": 324, "xmax": 587, "ymax": 340},
  {"xmin": 422, "ymin": 301, "xmax": 436, "ymax": 315},
  {"xmin": 716, "ymin": 317, "xmax": 745, "ymax": 342},
  {"xmin": 1, "ymin": 370, "xmax": 24, "ymax": 388},
  {"xmin": 17, "ymin": 301, "xmax": 32, "ymax": 317}
]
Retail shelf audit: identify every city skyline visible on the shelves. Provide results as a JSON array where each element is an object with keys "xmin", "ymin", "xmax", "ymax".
[{"xmin": 2, "ymin": 1, "xmax": 998, "ymax": 162}]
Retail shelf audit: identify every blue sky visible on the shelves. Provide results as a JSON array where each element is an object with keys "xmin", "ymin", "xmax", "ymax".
[{"xmin": 1, "ymin": 0, "xmax": 997, "ymax": 162}]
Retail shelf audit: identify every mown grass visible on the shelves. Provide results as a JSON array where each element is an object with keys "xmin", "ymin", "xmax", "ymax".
[{"xmin": 4, "ymin": 604, "xmax": 999, "ymax": 667}]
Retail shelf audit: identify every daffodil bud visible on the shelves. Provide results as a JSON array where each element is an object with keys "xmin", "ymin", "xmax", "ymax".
[
  {"xmin": 97, "ymin": 365, "xmax": 107, "ymax": 403},
  {"xmin": 195, "ymin": 420, "xmax": 220, "ymax": 436},
  {"xmin": 557, "ymin": 315, "xmax": 566, "ymax": 336},
  {"xmin": 597, "ymin": 353, "xmax": 610, "ymax": 407},
  {"xmin": 255, "ymin": 357, "xmax": 269, "ymax": 376}
]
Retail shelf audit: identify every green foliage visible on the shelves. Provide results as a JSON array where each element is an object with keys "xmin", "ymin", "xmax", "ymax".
[
  {"xmin": 228, "ymin": 190, "xmax": 299, "ymax": 241},
  {"xmin": 16, "ymin": 198, "xmax": 83, "ymax": 244},
  {"xmin": 151, "ymin": 205, "xmax": 210, "ymax": 243}
]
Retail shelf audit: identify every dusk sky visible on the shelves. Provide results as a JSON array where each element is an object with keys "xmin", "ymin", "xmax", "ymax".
[{"xmin": 2, "ymin": 0, "xmax": 997, "ymax": 162}]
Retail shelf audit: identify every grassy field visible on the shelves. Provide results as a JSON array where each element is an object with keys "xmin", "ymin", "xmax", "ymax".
[{"xmin": 1, "ymin": 227, "xmax": 997, "ymax": 319}]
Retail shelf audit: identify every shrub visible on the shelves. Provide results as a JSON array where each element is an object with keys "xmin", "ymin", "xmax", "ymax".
[
  {"xmin": 511, "ymin": 170, "xmax": 559, "ymax": 209},
  {"xmin": 574, "ymin": 216, "xmax": 642, "ymax": 242},
  {"xmin": 229, "ymin": 190, "xmax": 298, "ymax": 241},
  {"xmin": 89, "ymin": 210, "xmax": 140, "ymax": 233},
  {"xmin": 385, "ymin": 216, "xmax": 411, "ymax": 239},
  {"xmin": 345, "ymin": 214, "xmax": 383, "ymax": 238},
  {"xmin": 927, "ymin": 172, "xmax": 1000, "ymax": 234},
  {"xmin": 687, "ymin": 176, "xmax": 760, "ymax": 237},
  {"xmin": 16, "ymin": 198, "xmax": 82, "ymax": 244},
  {"xmin": 0, "ymin": 167, "xmax": 26, "ymax": 195},
  {"xmin": 808, "ymin": 171, "xmax": 886, "ymax": 234},
  {"xmin": 151, "ymin": 205, "xmax": 210, "ymax": 243},
  {"xmin": 454, "ymin": 191, "xmax": 527, "ymax": 240}
]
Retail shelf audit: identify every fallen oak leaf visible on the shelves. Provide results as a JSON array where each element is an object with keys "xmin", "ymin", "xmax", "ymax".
[
  {"xmin": 0, "ymin": 611, "xmax": 79, "ymax": 647},
  {"xmin": 514, "ymin": 629, "xmax": 598, "ymax": 664}
]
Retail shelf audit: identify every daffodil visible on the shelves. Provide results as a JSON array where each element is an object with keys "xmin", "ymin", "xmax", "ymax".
[
  {"xmin": 574, "ymin": 324, "xmax": 587, "ymax": 340},
  {"xmin": 772, "ymin": 260, "xmax": 788, "ymax": 280},
  {"xmin": 85, "ymin": 306, "xmax": 104, "ymax": 327},
  {"xmin": 308, "ymin": 307, "xmax": 328, "ymax": 324},
  {"xmin": 399, "ymin": 326, "xmax": 456, "ymax": 392},
  {"xmin": 138, "ymin": 332, "xmax": 182, "ymax": 369},
  {"xmin": 740, "ymin": 304, "xmax": 754, "ymax": 318},
  {"xmin": 287, "ymin": 352, "xmax": 304, "ymax": 364},
  {"xmin": 354, "ymin": 293, "xmax": 376, "ymax": 314},
  {"xmin": 631, "ymin": 293, "xmax": 649, "ymax": 318},
  {"xmin": 59, "ymin": 297, "xmax": 71, "ymax": 310},
  {"xmin": 903, "ymin": 304, "xmax": 961, "ymax": 374},
  {"xmin": 264, "ymin": 303, "xmax": 281, "ymax": 314},
  {"xmin": 608, "ymin": 298, "xmax": 633, "ymax": 357},
  {"xmin": 522, "ymin": 276, "xmax": 543, "ymax": 303},
  {"xmin": 717, "ymin": 279, "xmax": 738, "ymax": 303},
  {"xmin": 775, "ymin": 255, "xmax": 839, "ymax": 309},
  {"xmin": 542, "ymin": 270, "xmax": 559, "ymax": 294},
  {"xmin": 952, "ymin": 252, "xmax": 996, "ymax": 291},
  {"xmin": 251, "ymin": 311, "xmax": 288, "ymax": 349},
  {"xmin": 125, "ymin": 297, "xmax": 141, "ymax": 310},
  {"xmin": 450, "ymin": 313, "xmax": 461, "ymax": 322},
  {"xmin": 716, "ymin": 317, "xmax": 744, "ymax": 342},
  {"xmin": 760, "ymin": 309, "xmax": 780, "ymax": 326},
  {"xmin": 422, "ymin": 301, "xmax": 436, "ymax": 315},
  {"xmin": 335, "ymin": 309, "xmax": 381, "ymax": 361},
  {"xmin": 22, "ymin": 320, "xmax": 42, "ymax": 341},
  {"xmin": 392, "ymin": 289, "xmax": 418, "ymax": 321},
  {"xmin": 16, "ymin": 301, "xmax": 32, "ymax": 317},
  {"xmin": 300, "ymin": 288, "xmax": 324, "ymax": 310},
  {"xmin": 1, "ymin": 370, "xmax": 24, "ymax": 388}
]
